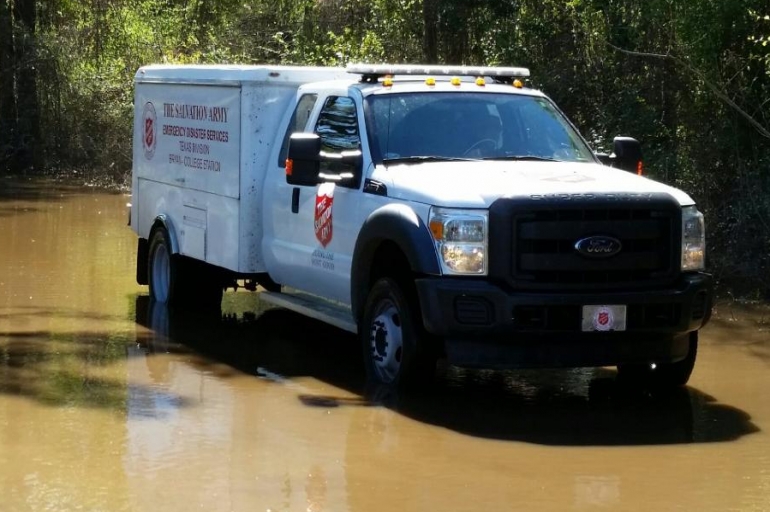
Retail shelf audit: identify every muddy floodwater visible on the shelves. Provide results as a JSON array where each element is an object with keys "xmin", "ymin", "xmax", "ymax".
[{"xmin": 1, "ymin": 178, "xmax": 769, "ymax": 511}]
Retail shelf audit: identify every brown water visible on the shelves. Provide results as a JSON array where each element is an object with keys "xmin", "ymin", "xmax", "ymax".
[{"xmin": 0, "ymin": 177, "xmax": 769, "ymax": 511}]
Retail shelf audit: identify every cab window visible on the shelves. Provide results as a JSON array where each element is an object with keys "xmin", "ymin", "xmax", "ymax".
[
  {"xmin": 314, "ymin": 96, "xmax": 362, "ymax": 188},
  {"xmin": 278, "ymin": 93, "xmax": 318, "ymax": 167}
]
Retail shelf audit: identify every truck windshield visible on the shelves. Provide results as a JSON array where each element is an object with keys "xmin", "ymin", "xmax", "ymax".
[{"xmin": 365, "ymin": 92, "xmax": 595, "ymax": 164}]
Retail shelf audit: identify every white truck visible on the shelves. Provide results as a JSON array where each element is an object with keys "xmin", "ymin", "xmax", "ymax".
[{"xmin": 130, "ymin": 63, "xmax": 713, "ymax": 391}]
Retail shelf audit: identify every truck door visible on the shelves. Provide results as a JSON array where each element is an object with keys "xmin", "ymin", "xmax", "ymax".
[{"xmin": 264, "ymin": 91, "xmax": 366, "ymax": 305}]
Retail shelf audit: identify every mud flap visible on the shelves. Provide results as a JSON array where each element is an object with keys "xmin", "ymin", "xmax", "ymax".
[{"xmin": 136, "ymin": 238, "xmax": 149, "ymax": 285}]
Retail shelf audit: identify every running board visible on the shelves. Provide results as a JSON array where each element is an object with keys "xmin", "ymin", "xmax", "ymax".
[{"xmin": 259, "ymin": 290, "xmax": 358, "ymax": 334}]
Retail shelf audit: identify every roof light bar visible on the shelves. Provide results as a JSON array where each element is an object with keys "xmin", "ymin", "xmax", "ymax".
[{"xmin": 347, "ymin": 63, "xmax": 530, "ymax": 81}]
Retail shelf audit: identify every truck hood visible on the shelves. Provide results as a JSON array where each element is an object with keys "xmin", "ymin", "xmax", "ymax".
[{"xmin": 379, "ymin": 160, "xmax": 695, "ymax": 208}]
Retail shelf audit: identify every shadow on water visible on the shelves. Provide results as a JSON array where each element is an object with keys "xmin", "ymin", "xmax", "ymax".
[
  {"xmin": 134, "ymin": 295, "xmax": 364, "ymax": 389},
  {"xmin": 0, "ymin": 177, "xmax": 113, "ymax": 218},
  {"xmin": 0, "ymin": 177, "xmax": 70, "ymax": 202},
  {"xmin": 0, "ymin": 315, "xmax": 195, "ymax": 412},
  {"xmin": 0, "ymin": 176, "xmax": 123, "ymax": 205},
  {"xmin": 0, "ymin": 205, "xmax": 45, "ymax": 218},
  {"xmin": 382, "ymin": 372, "xmax": 759, "ymax": 446},
  {"xmin": 134, "ymin": 295, "xmax": 760, "ymax": 447},
  {"xmin": 0, "ymin": 306, "xmax": 130, "ymax": 323}
]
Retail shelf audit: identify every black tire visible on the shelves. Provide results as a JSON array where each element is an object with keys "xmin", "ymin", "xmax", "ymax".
[
  {"xmin": 360, "ymin": 277, "xmax": 436, "ymax": 392},
  {"xmin": 617, "ymin": 332, "xmax": 698, "ymax": 389},
  {"xmin": 148, "ymin": 228, "xmax": 180, "ymax": 305},
  {"xmin": 147, "ymin": 227, "xmax": 222, "ymax": 311}
]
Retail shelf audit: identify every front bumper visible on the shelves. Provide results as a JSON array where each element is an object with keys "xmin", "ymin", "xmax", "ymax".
[{"xmin": 415, "ymin": 273, "xmax": 713, "ymax": 368}]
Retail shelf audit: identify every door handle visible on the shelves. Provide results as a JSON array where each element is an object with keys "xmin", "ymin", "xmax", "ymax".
[{"xmin": 291, "ymin": 188, "xmax": 300, "ymax": 214}]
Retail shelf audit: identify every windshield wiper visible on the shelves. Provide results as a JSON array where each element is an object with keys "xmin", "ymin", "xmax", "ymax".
[
  {"xmin": 383, "ymin": 155, "xmax": 480, "ymax": 164},
  {"xmin": 482, "ymin": 155, "xmax": 559, "ymax": 162}
]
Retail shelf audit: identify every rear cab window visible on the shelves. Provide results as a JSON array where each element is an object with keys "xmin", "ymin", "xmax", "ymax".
[{"xmin": 278, "ymin": 93, "xmax": 318, "ymax": 167}]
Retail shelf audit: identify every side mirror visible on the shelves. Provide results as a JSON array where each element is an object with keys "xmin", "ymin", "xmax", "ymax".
[
  {"xmin": 286, "ymin": 133, "xmax": 321, "ymax": 186},
  {"xmin": 595, "ymin": 152, "xmax": 612, "ymax": 166},
  {"xmin": 611, "ymin": 136, "xmax": 643, "ymax": 174}
]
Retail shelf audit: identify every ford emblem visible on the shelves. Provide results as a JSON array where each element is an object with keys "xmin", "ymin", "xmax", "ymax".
[{"xmin": 574, "ymin": 236, "xmax": 622, "ymax": 258}]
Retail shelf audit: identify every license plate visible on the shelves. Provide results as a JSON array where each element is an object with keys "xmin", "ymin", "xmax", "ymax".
[{"xmin": 581, "ymin": 305, "xmax": 627, "ymax": 332}]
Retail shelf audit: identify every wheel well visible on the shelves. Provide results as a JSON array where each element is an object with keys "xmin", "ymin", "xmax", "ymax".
[
  {"xmin": 149, "ymin": 220, "xmax": 166, "ymax": 242},
  {"xmin": 371, "ymin": 241, "xmax": 411, "ymax": 282},
  {"xmin": 364, "ymin": 240, "xmax": 441, "ymax": 358},
  {"xmin": 365, "ymin": 241, "xmax": 416, "ymax": 309},
  {"xmin": 353, "ymin": 239, "xmax": 425, "ymax": 324}
]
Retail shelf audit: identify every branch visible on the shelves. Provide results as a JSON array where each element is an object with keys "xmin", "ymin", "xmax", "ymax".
[{"xmin": 606, "ymin": 42, "xmax": 770, "ymax": 140}]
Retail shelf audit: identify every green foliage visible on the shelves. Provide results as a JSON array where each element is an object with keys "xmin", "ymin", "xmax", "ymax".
[{"xmin": 1, "ymin": 0, "xmax": 769, "ymax": 292}]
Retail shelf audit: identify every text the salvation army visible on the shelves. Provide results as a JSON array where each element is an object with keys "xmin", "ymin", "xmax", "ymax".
[{"xmin": 163, "ymin": 103, "xmax": 229, "ymax": 123}]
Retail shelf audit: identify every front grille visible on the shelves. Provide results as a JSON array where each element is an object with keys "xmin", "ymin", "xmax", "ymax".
[
  {"xmin": 489, "ymin": 194, "xmax": 681, "ymax": 291},
  {"xmin": 513, "ymin": 305, "xmax": 578, "ymax": 330}
]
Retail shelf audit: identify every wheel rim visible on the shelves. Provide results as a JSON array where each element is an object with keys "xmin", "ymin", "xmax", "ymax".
[
  {"xmin": 150, "ymin": 241, "xmax": 171, "ymax": 303},
  {"xmin": 369, "ymin": 298, "xmax": 404, "ymax": 384}
]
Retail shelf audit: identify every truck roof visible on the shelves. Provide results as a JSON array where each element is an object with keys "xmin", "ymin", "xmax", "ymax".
[
  {"xmin": 135, "ymin": 64, "xmax": 546, "ymax": 100},
  {"xmin": 134, "ymin": 64, "xmax": 348, "ymax": 86},
  {"xmin": 352, "ymin": 79, "xmax": 546, "ymax": 97}
]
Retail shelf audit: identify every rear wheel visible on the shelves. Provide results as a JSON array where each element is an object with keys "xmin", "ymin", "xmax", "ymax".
[
  {"xmin": 147, "ymin": 227, "xmax": 223, "ymax": 311},
  {"xmin": 617, "ymin": 332, "xmax": 698, "ymax": 389},
  {"xmin": 148, "ymin": 228, "xmax": 177, "ymax": 304},
  {"xmin": 361, "ymin": 277, "xmax": 436, "ymax": 392}
]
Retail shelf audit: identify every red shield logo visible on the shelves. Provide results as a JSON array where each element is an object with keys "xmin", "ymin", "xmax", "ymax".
[
  {"xmin": 592, "ymin": 306, "xmax": 614, "ymax": 331},
  {"xmin": 142, "ymin": 102, "xmax": 157, "ymax": 160},
  {"xmin": 314, "ymin": 184, "xmax": 334, "ymax": 247}
]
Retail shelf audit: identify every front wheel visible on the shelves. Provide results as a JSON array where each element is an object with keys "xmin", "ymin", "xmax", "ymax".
[
  {"xmin": 360, "ymin": 278, "xmax": 436, "ymax": 392},
  {"xmin": 617, "ymin": 332, "xmax": 699, "ymax": 389}
]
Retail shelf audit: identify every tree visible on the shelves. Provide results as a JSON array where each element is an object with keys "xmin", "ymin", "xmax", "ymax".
[
  {"xmin": 12, "ymin": 0, "xmax": 39, "ymax": 171},
  {"xmin": 0, "ymin": 0, "xmax": 17, "ymax": 171},
  {"xmin": 0, "ymin": 0, "xmax": 768, "ymax": 291},
  {"xmin": 423, "ymin": 0, "xmax": 438, "ymax": 63}
]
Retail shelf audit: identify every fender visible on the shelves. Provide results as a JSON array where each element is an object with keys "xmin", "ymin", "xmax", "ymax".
[
  {"xmin": 351, "ymin": 203, "xmax": 440, "ymax": 321},
  {"xmin": 151, "ymin": 214, "xmax": 180, "ymax": 255}
]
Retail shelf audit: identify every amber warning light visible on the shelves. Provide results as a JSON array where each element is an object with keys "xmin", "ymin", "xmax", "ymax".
[
  {"xmin": 285, "ymin": 159, "xmax": 293, "ymax": 176},
  {"xmin": 346, "ymin": 64, "xmax": 531, "ymax": 79},
  {"xmin": 429, "ymin": 219, "xmax": 444, "ymax": 240}
]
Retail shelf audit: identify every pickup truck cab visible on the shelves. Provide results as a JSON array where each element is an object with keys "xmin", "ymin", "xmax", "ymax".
[{"xmin": 131, "ymin": 63, "xmax": 713, "ymax": 391}]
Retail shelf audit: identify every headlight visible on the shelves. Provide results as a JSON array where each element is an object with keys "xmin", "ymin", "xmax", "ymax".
[
  {"xmin": 682, "ymin": 206, "xmax": 705, "ymax": 271},
  {"xmin": 429, "ymin": 208, "xmax": 488, "ymax": 275}
]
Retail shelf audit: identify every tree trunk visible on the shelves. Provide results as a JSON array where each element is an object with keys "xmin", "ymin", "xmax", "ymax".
[
  {"xmin": 0, "ymin": 0, "xmax": 17, "ymax": 173},
  {"xmin": 13, "ymin": 0, "xmax": 40, "ymax": 172},
  {"xmin": 440, "ymin": 0, "xmax": 469, "ymax": 65},
  {"xmin": 423, "ymin": 0, "xmax": 438, "ymax": 63}
]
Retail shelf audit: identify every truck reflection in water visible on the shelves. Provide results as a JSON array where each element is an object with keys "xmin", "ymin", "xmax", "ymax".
[{"xmin": 129, "ymin": 295, "xmax": 759, "ymax": 511}]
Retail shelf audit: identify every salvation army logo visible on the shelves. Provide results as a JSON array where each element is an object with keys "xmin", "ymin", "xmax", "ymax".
[
  {"xmin": 592, "ymin": 307, "xmax": 614, "ymax": 332},
  {"xmin": 314, "ymin": 183, "xmax": 335, "ymax": 248},
  {"xmin": 142, "ymin": 102, "xmax": 157, "ymax": 160}
]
